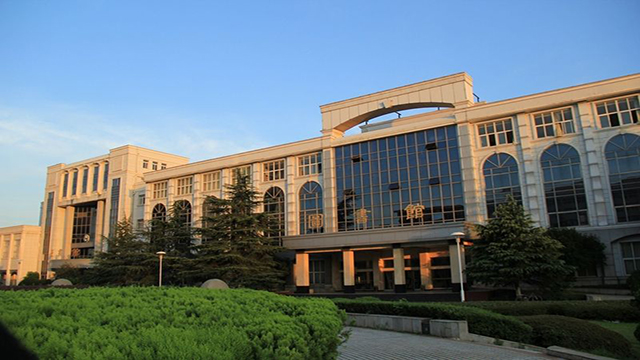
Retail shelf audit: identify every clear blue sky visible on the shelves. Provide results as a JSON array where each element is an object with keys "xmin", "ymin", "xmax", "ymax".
[{"xmin": 0, "ymin": 0, "xmax": 638, "ymax": 227}]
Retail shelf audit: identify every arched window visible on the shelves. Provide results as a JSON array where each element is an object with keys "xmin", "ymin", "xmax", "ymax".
[
  {"xmin": 264, "ymin": 187, "xmax": 285, "ymax": 239},
  {"xmin": 605, "ymin": 134, "xmax": 640, "ymax": 223},
  {"xmin": 173, "ymin": 200, "xmax": 192, "ymax": 226},
  {"xmin": 152, "ymin": 203, "xmax": 166, "ymax": 221},
  {"xmin": 483, "ymin": 153, "xmax": 522, "ymax": 218},
  {"xmin": 299, "ymin": 182, "xmax": 323, "ymax": 234},
  {"xmin": 541, "ymin": 144, "xmax": 589, "ymax": 227}
]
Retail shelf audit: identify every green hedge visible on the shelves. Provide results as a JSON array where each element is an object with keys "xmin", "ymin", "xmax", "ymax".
[
  {"xmin": 333, "ymin": 298, "xmax": 532, "ymax": 343},
  {"xmin": 463, "ymin": 300, "xmax": 640, "ymax": 321},
  {"xmin": 0, "ymin": 287, "xmax": 345, "ymax": 360},
  {"xmin": 520, "ymin": 315, "xmax": 632, "ymax": 359}
]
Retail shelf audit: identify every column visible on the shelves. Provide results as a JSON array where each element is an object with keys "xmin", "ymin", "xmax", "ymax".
[
  {"xmin": 449, "ymin": 241, "xmax": 467, "ymax": 292},
  {"xmin": 419, "ymin": 252, "xmax": 433, "ymax": 290},
  {"xmin": 393, "ymin": 245, "xmax": 406, "ymax": 293},
  {"xmin": 294, "ymin": 251, "xmax": 309, "ymax": 293},
  {"xmin": 63, "ymin": 206, "xmax": 74, "ymax": 259},
  {"xmin": 94, "ymin": 200, "xmax": 105, "ymax": 252},
  {"xmin": 321, "ymin": 147, "xmax": 337, "ymax": 233},
  {"xmin": 342, "ymin": 249, "xmax": 355, "ymax": 293},
  {"xmin": 285, "ymin": 156, "xmax": 298, "ymax": 236}
]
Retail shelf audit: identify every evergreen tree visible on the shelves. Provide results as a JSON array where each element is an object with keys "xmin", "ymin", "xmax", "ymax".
[
  {"xmin": 144, "ymin": 205, "xmax": 197, "ymax": 286},
  {"xmin": 546, "ymin": 227, "xmax": 606, "ymax": 281},
  {"xmin": 191, "ymin": 175, "xmax": 287, "ymax": 290},
  {"xmin": 466, "ymin": 196, "xmax": 574, "ymax": 297},
  {"xmin": 89, "ymin": 219, "xmax": 157, "ymax": 285}
]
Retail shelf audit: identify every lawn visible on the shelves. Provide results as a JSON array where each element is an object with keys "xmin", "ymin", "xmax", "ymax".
[
  {"xmin": 590, "ymin": 321, "xmax": 640, "ymax": 359},
  {"xmin": 0, "ymin": 287, "xmax": 345, "ymax": 360}
]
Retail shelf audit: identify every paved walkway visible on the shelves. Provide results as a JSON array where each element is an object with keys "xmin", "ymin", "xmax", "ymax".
[{"xmin": 338, "ymin": 327, "xmax": 556, "ymax": 360}]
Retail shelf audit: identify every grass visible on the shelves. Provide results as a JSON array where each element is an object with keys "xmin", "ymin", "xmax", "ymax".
[{"xmin": 590, "ymin": 321, "xmax": 640, "ymax": 359}]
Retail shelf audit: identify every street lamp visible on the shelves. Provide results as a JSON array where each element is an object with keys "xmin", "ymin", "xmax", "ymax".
[
  {"xmin": 450, "ymin": 231, "xmax": 466, "ymax": 302},
  {"xmin": 156, "ymin": 251, "xmax": 166, "ymax": 287}
]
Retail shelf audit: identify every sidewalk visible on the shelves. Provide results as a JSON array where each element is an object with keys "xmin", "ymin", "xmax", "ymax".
[{"xmin": 338, "ymin": 327, "xmax": 556, "ymax": 360}]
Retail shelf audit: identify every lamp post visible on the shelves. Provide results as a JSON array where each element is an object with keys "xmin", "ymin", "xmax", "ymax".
[
  {"xmin": 450, "ymin": 232, "xmax": 466, "ymax": 302},
  {"xmin": 156, "ymin": 251, "xmax": 166, "ymax": 287}
]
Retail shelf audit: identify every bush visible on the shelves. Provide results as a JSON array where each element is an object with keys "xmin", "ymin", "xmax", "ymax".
[
  {"xmin": 0, "ymin": 287, "xmax": 345, "ymax": 360},
  {"xmin": 464, "ymin": 300, "xmax": 640, "ymax": 321},
  {"xmin": 627, "ymin": 270, "xmax": 640, "ymax": 292},
  {"xmin": 333, "ymin": 298, "xmax": 532, "ymax": 343},
  {"xmin": 635, "ymin": 324, "xmax": 640, "ymax": 343},
  {"xmin": 18, "ymin": 272, "xmax": 43, "ymax": 286},
  {"xmin": 519, "ymin": 315, "xmax": 632, "ymax": 358}
]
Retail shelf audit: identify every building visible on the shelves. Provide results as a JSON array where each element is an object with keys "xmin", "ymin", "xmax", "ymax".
[
  {"xmin": 39, "ymin": 145, "xmax": 189, "ymax": 278},
  {"xmin": 0, "ymin": 225, "xmax": 42, "ymax": 285},
  {"xmin": 142, "ymin": 72, "xmax": 640, "ymax": 293}
]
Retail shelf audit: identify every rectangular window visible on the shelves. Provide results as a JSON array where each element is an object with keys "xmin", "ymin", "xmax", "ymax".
[
  {"xmin": 143, "ymin": 160, "xmax": 149, "ymax": 169},
  {"xmin": 176, "ymin": 176, "xmax": 193, "ymax": 196},
  {"xmin": 310, "ymin": 259, "xmax": 326, "ymax": 284},
  {"xmin": 622, "ymin": 241, "xmax": 640, "ymax": 275},
  {"xmin": 137, "ymin": 219, "xmax": 145, "ymax": 230},
  {"xmin": 152, "ymin": 161, "xmax": 158, "ymax": 170},
  {"xmin": 103, "ymin": 163, "xmax": 109, "ymax": 190},
  {"xmin": 92, "ymin": 165, "xmax": 99, "ymax": 192},
  {"xmin": 109, "ymin": 178, "xmax": 121, "ymax": 237},
  {"xmin": 62, "ymin": 173, "xmax": 69, "ymax": 198},
  {"xmin": 263, "ymin": 159, "xmax": 285, "ymax": 182},
  {"xmin": 72, "ymin": 205, "xmax": 97, "ymax": 243},
  {"xmin": 478, "ymin": 119, "xmax": 514, "ymax": 147},
  {"xmin": 138, "ymin": 194, "xmax": 145, "ymax": 206},
  {"xmin": 72, "ymin": 171, "xmax": 78, "ymax": 195},
  {"xmin": 596, "ymin": 96, "xmax": 640, "ymax": 128},
  {"xmin": 161, "ymin": 163, "xmax": 167, "ymax": 170},
  {"xmin": 152, "ymin": 181, "xmax": 168, "ymax": 199},
  {"xmin": 1, "ymin": 239, "xmax": 9, "ymax": 260},
  {"xmin": 231, "ymin": 165, "xmax": 252, "ymax": 184},
  {"xmin": 533, "ymin": 108, "xmax": 576, "ymax": 138},
  {"xmin": 202, "ymin": 171, "xmax": 221, "ymax": 192},
  {"xmin": 82, "ymin": 167, "xmax": 89, "ymax": 194},
  {"xmin": 298, "ymin": 152, "xmax": 323, "ymax": 176}
]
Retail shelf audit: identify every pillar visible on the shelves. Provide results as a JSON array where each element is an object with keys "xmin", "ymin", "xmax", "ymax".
[
  {"xmin": 95, "ymin": 200, "xmax": 105, "ymax": 252},
  {"xmin": 294, "ymin": 252, "xmax": 309, "ymax": 293},
  {"xmin": 393, "ymin": 246, "xmax": 406, "ymax": 293},
  {"xmin": 63, "ymin": 206, "xmax": 74, "ymax": 259},
  {"xmin": 449, "ymin": 241, "xmax": 467, "ymax": 292},
  {"xmin": 342, "ymin": 249, "xmax": 355, "ymax": 293}
]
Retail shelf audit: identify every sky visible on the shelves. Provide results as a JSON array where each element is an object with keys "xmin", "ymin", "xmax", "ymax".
[{"xmin": 0, "ymin": 0, "xmax": 639, "ymax": 227}]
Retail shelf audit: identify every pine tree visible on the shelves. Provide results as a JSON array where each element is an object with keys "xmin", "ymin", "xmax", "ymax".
[
  {"xmin": 89, "ymin": 219, "xmax": 157, "ymax": 285},
  {"xmin": 466, "ymin": 196, "xmax": 574, "ymax": 297},
  {"xmin": 191, "ymin": 175, "xmax": 287, "ymax": 290}
]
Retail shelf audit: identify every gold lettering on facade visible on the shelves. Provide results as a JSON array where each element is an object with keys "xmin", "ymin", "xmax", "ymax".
[
  {"xmin": 405, "ymin": 204, "xmax": 426, "ymax": 220},
  {"xmin": 308, "ymin": 214, "xmax": 324, "ymax": 229}
]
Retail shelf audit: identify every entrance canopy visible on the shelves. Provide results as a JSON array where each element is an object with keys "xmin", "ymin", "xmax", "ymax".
[{"xmin": 320, "ymin": 72, "xmax": 474, "ymax": 136}]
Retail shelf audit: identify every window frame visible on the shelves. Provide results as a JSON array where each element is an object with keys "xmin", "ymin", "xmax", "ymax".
[
  {"xmin": 594, "ymin": 95, "xmax": 640, "ymax": 129},
  {"xmin": 152, "ymin": 181, "xmax": 168, "ymax": 199},
  {"xmin": 263, "ymin": 159, "xmax": 286, "ymax": 182},
  {"xmin": 231, "ymin": 165, "xmax": 252, "ymax": 184},
  {"xmin": 532, "ymin": 107, "xmax": 576, "ymax": 139},
  {"xmin": 477, "ymin": 118, "xmax": 515, "ymax": 148},
  {"xmin": 297, "ymin": 152, "xmax": 323, "ymax": 177},
  {"xmin": 175, "ymin": 176, "xmax": 193, "ymax": 196},
  {"xmin": 202, "ymin": 171, "xmax": 221, "ymax": 193}
]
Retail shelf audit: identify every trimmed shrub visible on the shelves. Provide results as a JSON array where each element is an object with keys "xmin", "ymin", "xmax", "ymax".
[
  {"xmin": 0, "ymin": 287, "xmax": 345, "ymax": 360},
  {"xmin": 519, "ymin": 315, "xmax": 632, "ymax": 358},
  {"xmin": 627, "ymin": 270, "xmax": 640, "ymax": 292},
  {"xmin": 333, "ymin": 298, "xmax": 532, "ymax": 343},
  {"xmin": 464, "ymin": 300, "xmax": 640, "ymax": 321}
]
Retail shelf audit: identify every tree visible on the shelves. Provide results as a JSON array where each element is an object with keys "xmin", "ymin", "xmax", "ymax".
[
  {"xmin": 466, "ymin": 196, "xmax": 574, "ymax": 297},
  {"xmin": 18, "ymin": 272, "xmax": 42, "ymax": 286},
  {"xmin": 88, "ymin": 219, "xmax": 157, "ymax": 285},
  {"xmin": 546, "ymin": 227, "xmax": 606, "ymax": 281},
  {"xmin": 191, "ymin": 175, "xmax": 287, "ymax": 290}
]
